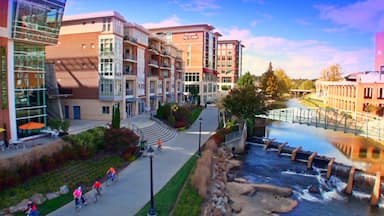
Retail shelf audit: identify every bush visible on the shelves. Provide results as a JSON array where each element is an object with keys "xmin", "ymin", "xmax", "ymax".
[
  {"xmin": 174, "ymin": 106, "xmax": 192, "ymax": 123},
  {"xmin": 175, "ymin": 121, "xmax": 187, "ymax": 128},
  {"xmin": 105, "ymin": 128, "xmax": 139, "ymax": 152},
  {"xmin": 168, "ymin": 115, "xmax": 176, "ymax": 127}
]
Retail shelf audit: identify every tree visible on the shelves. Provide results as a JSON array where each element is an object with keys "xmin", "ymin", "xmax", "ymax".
[
  {"xmin": 237, "ymin": 72, "xmax": 257, "ymax": 88},
  {"xmin": 189, "ymin": 85, "xmax": 199, "ymax": 104},
  {"xmin": 223, "ymin": 85, "xmax": 267, "ymax": 121},
  {"xmin": 111, "ymin": 104, "xmax": 120, "ymax": 129},
  {"xmin": 320, "ymin": 64, "xmax": 343, "ymax": 81},
  {"xmin": 299, "ymin": 80, "xmax": 314, "ymax": 90},
  {"xmin": 260, "ymin": 62, "xmax": 279, "ymax": 98},
  {"xmin": 274, "ymin": 68, "xmax": 292, "ymax": 95}
]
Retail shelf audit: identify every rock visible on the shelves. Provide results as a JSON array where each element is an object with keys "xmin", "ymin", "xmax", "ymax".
[
  {"xmin": 251, "ymin": 183, "xmax": 293, "ymax": 197},
  {"xmin": 234, "ymin": 177, "xmax": 248, "ymax": 183},
  {"xmin": 213, "ymin": 208, "xmax": 222, "ymax": 216},
  {"xmin": 253, "ymin": 192, "xmax": 298, "ymax": 213},
  {"xmin": 30, "ymin": 193, "xmax": 46, "ymax": 205},
  {"xmin": 46, "ymin": 192, "xmax": 60, "ymax": 200},
  {"xmin": 232, "ymin": 202, "xmax": 242, "ymax": 213},
  {"xmin": 227, "ymin": 159, "xmax": 242, "ymax": 170},
  {"xmin": 308, "ymin": 185, "xmax": 320, "ymax": 194},
  {"xmin": 227, "ymin": 182, "xmax": 255, "ymax": 196},
  {"xmin": 60, "ymin": 185, "xmax": 69, "ymax": 194},
  {"xmin": 9, "ymin": 199, "xmax": 29, "ymax": 213}
]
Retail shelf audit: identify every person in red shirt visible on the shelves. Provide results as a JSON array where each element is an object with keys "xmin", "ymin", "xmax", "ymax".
[
  {"xmin": 157, "ymin": 138, "xmax": 163, "ymax": 151},
  {"xmin": 25, "ymin": 201, "xmax": 39, "ymax": 216},
  {"xmin": 93, "ymin": 180, "xmax": 102, "ymax": 196},
  {"xmin": 106, "ymin": 167, "xmax": 117, "ymax": 182}
]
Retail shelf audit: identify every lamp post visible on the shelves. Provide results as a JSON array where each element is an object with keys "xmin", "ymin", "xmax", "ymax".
[
  {"xmin": 147, "ymin": 146, "xmax": 157, "ymax": 216},
  {"xmin": 198, "ymin": 117, "xmax": 202, "ymax": 156}
]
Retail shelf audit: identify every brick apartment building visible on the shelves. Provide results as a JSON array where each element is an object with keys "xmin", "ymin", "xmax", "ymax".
[
  {"xmin": 149, "ymin": 25, "xmax": 221, "ymax": 104},
  {"xmin": 45, "ymin": 11, "xmax": 184, "ymax": 121},
  {"xmin": 0, "ymin": 0, "xmax": 66, "ymax": 141},
  {"xmin": 316, "ymin": 32, "xmax": 384, "ymax": 116},
  {"xmin": 217, "ymin": 40, "xmax": 244, "ymax": 91}
]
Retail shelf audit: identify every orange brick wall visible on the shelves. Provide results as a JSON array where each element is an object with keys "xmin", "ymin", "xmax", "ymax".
[{"xmin": 46, "ymin": 32, "xmax": 100, "ymax": 99}]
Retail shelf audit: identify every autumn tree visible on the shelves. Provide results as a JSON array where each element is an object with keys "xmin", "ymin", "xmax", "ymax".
[
  {"xmin": 237, "ymin": 71, "xmax": 257, "ymax": 88},
  {"xmin": 274, "ymin": 68, "xmax": 292, "ymax": 95},
  {"xmin": 260, "ymin": 62, "xmax": 279, "ymax": 98},
  {"xmin": 298, "ymin": 80, "xmax": 314, "ymax": 90},
  {"xmin": 320, "ymin": 64, "xmax": 343, "ymax": 81}
]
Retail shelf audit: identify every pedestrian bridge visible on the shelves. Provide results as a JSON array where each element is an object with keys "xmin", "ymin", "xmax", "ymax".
[{"xmin": 255, "ymin": 107, "xmax": 384, "ymax": 141}]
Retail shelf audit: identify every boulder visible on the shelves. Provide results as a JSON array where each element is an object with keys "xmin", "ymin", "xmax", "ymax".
[
  {"xmin": 234, "ymin": 177, "xmax": 248, "ymax": 183},
  {"xmin": 46, "ymin": 192, "xmax": 60, "ymax": 200},
  {"xmin": 231, "ymin": 202, "xmax": 242, "ymax": 213},
  {"xmin": 227, "ymin": 159, "xmax": 242, "ymax": 170},
  {"xmin": 60, "ymin": 185, "xmax": 69, "ymax": 194},
  {"xmin": 30, "ymin": 193, "xmax": 46, "ymax": 205},
  {"xmin": 251, "ymin": 183, "xmax": 293, "ymax": 197},
  {"xmin": 227, "ymin": 182, "xmax": 255, "ymax": 196},
  {"xmin": 252, "ymin": 191, "xmax": 298, "ymax": 213},
  {"xmin": 9, "ymin": 199, "xmax": 29, "ymax": 213}
]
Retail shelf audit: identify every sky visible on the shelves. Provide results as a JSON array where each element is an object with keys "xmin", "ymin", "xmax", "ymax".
[{"xmin": 64, "ymin": 0, "xmax": 384, "ymax": 79}]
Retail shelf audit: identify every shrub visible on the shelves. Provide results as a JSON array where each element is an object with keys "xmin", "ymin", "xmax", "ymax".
[
  {"xmin": 105, "ymin": 128, "xmax": 139, "ymax": 152},
  {"xmin": 175, "ymin": 121, "xmax": 187, "ymax": 128},
  {"xmin": 168, "ymin": 115, "xmax": 176, "ymax": 127},
  {"xmin": 174, "ymin": 106, "xmax": 192, "ymax": 123},
  {"xmin": 178, "ymin": 127, "xmax": 186, "ymax": 131},
  {"xmin": 191, "ymin": 150, "xmax": 213, "ymax": 198}
]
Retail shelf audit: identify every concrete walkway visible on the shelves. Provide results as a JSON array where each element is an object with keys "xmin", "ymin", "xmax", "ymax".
[{"xmin": 48, "ymin": 106, "xmax": 219, "ymax": 216}]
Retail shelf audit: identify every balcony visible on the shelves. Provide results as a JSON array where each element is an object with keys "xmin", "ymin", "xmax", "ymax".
[
  {"xmin": 149, "ymin": 44, "xmax": 160, "ymax": 53},
  {"xmin": 160, "ymin": 63, "xmax": 171, "ymax": 70},
  {"xmin": 123, "ymin": 68, "xmax": 136, "ymax": 75},
  {"xmin": 148, "ymin": 60, "xmax": 159, "ymax": 67},
  {"xmin": 124, "ymin": 35, "xmax": 138, "ymax": 45},
  {"xmin": 123, "ymin": 54, "xmax": 137, "ymax": 63},
  {"xmin": 126, "ymin": 89, "xmax": 134, "ymax": 96}
]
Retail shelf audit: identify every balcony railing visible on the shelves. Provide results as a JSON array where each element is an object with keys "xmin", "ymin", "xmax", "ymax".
[
  {"xmin": 149, "ymin": 60, "xmax": 159, "ymax": 66},
  {"xmin": 126, "ymin": 89, "xmax": 134, "ymax": 95},
  {"xmin": 123, "ymin": 69, "xmax": 136, "ymax": 75},
  {"xmin": 124, "ymin": 54, "xmax": 137, "ymax": 61},
  {"xmin": 124, "ymin": 35, "xmax": 138, "ymax": 44}
]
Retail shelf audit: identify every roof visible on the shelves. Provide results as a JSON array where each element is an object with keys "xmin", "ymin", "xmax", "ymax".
[
  {"xmin": 148, "ymin": 24, "xmax": 215, "ymax": 32},
  {"xmin": 125, "ymin": 22, "xmax": 150, "ymax": 35},
  {"xmin": 63, "ymin": 11, "xmax": 126, "ymax": 22}
]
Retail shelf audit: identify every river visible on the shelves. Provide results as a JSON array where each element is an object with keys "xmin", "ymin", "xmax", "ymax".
[{"xmin": 238, "ymin": 98, "xmax": 384, "ymax": 216}]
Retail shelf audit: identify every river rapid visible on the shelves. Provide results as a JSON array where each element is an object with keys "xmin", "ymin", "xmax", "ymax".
[{"xmin": 237, "ymin": 99, "xmax": 384, "ymax": 216}]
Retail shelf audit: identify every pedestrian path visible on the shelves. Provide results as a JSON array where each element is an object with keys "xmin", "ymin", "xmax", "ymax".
[
  {"xmin": 140, "ymin": 122, "xmax": 177, "ymax": 146},
  {"xmin": 48, "ymin": 106, "xmax": 219, "ymax": 216}
]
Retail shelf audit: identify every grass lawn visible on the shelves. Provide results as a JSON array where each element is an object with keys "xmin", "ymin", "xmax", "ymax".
[
  {"xmin": 135, "ymin": 155, "xmax": 198, "ymax": 216},
  {"xmin": 1, "ymin": 156, "xmax": 124, "ymax": 213},
  {"xmin": 14, "ymin": 193, "xmax": 73, "ymax": 216},
  {"xmin": 299, "ymin": 94, "xmax": 328, "ymax": 108},
  {"xmin": 172, "ymin": 179, "xmax": 204, "ymax": 216},
  {"xmin": 189, "ymin": 107, "xmax": 203, "ymax": 124}
]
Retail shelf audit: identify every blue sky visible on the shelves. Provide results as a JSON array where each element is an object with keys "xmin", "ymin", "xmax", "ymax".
[{"xmin": 64, "ymin": 0, "xmax": 384, "ymax": 79}]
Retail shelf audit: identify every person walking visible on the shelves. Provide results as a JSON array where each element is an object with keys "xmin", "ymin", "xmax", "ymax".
[{"xmin": 157, "ymin": 138, "xmax": 163, "ymax": 151}]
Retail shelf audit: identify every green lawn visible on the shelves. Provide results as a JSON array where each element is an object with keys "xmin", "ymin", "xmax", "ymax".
[
  {"xmin": 1, "ymin": 156, "xmax": 124, "ymax": 212},
  {"xmin": 299, "ymin": 94, "xmax": 328, "ymax": 108},
  {"xmin": 135, "ymin": 155, "xmax": 198, "ymax": 216},
  {"xmin": 189, "ymin": 107, "xmax": 203, "ymax": 124},
  {"xmin": 172, "ymin": 179, "xmax": 204, "ymax": 216}
]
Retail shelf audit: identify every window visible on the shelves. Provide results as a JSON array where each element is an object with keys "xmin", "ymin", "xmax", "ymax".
[
  {"xmin": 222, "ymin": 77, "xmax": 232, "ymax": 83},
  {"xmin": 100, "ymin": 38, "xmax": 113, "ymax": 53},
  {"xmin": 227, "ymin": 44, "xmax": 233, "ymax": 49},
  {"xmin": 364, "ymin": 87, "xmax": 372, "ymax": 99},
  {"xmin": 378, "ymin": 88, "xmax": 384, "ymax": 99},
  {"xmin": 82, "ymin": 44, "xmax": 86, "ymax": 48},
  {"xmin": 100, "ymin": 59, "xmax": 113, "ymax": 76},
  {"xmin": 184, "ymin": 72, "xmax": 200, "ymax": 82},
  {"xmin": 91, "ymin": 43, "xmax": 95, "ymax": 48},
  {"xmin": 102, "ymin": 106, "xmax": 110, "ymax": 114}
]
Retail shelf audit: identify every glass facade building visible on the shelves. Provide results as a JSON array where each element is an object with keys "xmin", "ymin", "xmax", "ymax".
[{"xmin": 9, "ymin": 0, "xmax": 66, "ymax": 138}]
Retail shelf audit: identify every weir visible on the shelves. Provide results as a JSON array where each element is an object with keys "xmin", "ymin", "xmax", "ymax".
[{"xmin": 248, "ymin": 136, "xmax": 383, "ymax": 206}]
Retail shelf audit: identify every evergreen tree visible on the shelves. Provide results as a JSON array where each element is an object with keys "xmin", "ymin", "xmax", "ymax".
[{"xmin": 111, "ymin": 104, "xmax": 120, "ymax": 129}]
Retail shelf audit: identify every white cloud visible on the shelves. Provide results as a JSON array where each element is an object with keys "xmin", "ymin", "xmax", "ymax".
[
  {"xmin": 172, "ymin": 0, "xmax": 220, "ymax": 12},
  {"xmin": 316, "ymin": 0, "xmax": 384, "ymax": 32},
  {"xmin": 142, "ymin": 15, "xmax": 182, "ymax": 28},
  {"xmin": 220, "ymin": 27, "xmax": 373, "ymax": 79}
]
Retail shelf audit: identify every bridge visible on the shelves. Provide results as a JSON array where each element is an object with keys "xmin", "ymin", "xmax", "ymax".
[{"xmin": 255, "ymin": 107, "xmax": 384, "ymax": 141}]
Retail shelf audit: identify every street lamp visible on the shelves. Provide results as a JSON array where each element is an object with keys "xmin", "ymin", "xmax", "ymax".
[
  {"xmin": 198, "ymin": 117, "xmax": 202, "ymax": 156},
  {"xmin": 147, "ymin": 146, "xmax": 157, "ymax": 216}
]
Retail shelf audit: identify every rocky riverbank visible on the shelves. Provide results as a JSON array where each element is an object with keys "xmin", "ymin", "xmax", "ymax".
[{"xmin": 198, "ymin": 140, "xmax": 298, "ymax": 216}]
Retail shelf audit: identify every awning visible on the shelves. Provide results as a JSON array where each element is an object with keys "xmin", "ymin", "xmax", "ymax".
[{"xmin": 18, "ymin": 122, "xmax": 45, "ymax": 130}]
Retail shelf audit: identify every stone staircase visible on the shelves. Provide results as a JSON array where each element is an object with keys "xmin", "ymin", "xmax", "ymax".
[{"xmin": 139, "ymin": 122, "xmax": 177, "ymax": 146}]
